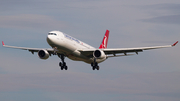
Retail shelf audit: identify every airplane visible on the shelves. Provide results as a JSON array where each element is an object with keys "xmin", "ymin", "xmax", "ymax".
[{"xmin": 2, "ymin": 30, "xmax": 178, "ymax": 70}]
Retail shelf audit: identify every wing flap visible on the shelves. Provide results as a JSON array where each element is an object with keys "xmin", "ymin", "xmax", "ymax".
[{"xmin": 102, "ymin": 48, "xmax": 143, "ymax": 54}]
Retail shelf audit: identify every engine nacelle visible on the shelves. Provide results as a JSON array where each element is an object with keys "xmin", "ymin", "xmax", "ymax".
[
  {"xmin": 93, "ymin": 50, "xmax": 106, "ymax": 59},
  {"xmin": 38, "ymin": 50, "xmax": 49, "ymax": 60}
]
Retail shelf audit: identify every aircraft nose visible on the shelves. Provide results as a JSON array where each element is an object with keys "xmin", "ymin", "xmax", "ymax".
[
  {"xmin": 47, "ymin": 35, "xmax": 53, "ymax": 44},
  {"xmin": 47, "ymin": 35, "xmax": 60, "ymax": 47}
]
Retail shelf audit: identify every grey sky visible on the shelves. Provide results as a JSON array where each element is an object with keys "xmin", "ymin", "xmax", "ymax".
[{"xmin": 0, "ymin": 0, "xmax": 180, "ymax": 101}]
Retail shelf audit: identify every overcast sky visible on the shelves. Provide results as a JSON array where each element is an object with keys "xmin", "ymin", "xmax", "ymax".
[{"xmin": 0, "ymin": 0, "xmax": 180, "ymax": 101}]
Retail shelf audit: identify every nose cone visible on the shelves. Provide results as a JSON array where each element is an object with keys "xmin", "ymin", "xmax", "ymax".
[
  {"xmin": 47, "ymin": 35, "xmax": 56, "ymax": 47},
  {"xmin": 47, "ymin": 35, "xmax": 52, "ymax": 44}
]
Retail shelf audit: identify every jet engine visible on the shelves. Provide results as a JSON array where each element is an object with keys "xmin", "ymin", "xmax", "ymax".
[
  {"xmin": 38, "ymin": 50, "xmax": 49, "ymax": 59},
  {"xmin": 93, "ymin": 50, "xmax": 106, "ymax": 59}
]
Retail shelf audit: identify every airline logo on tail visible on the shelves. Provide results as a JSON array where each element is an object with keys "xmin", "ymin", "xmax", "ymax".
[{"xmin": 99, "ymin": 30, "xmax": 109, "ymax": 49}]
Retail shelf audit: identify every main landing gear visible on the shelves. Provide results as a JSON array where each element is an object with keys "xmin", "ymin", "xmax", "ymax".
[
  {"xmin": 58, "ymin": 54, "xmax": 68, "ymax": 70},
  {"xmin": 91, "ymin": 58, "xmax": 100, "ymax": 70},
  {"xmin": 91, "ymin": 62, "xmax": 100, "ymax": 70},
  {"xmin": 58, "ymin": 55, "xmax": 100, "ymax": 70}
]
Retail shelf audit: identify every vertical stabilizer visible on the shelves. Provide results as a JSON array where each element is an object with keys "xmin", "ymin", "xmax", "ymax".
[{"xmin": 99, "ymin": 30, "xmax": 109, "ymax": 49}]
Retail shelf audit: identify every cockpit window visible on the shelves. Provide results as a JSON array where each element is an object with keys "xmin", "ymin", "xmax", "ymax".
[{"xmin": 48, "ymin": 33, "xmax": 57, "ymax": 36}]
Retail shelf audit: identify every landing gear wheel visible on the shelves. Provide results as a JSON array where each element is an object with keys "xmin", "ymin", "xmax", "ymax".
[
  {"xmin": 91, "ymin": 63, "xmax": 93, "ymax": 67},
  {"xmin": 59, "ymin": 62, "xmax": 62, "ymax": 67},
  {"xmin": 91, "ymin": 62, "xmax": 100, "ymax": 70},
  {"xmin": 58, "ymin": 54, "xmax": 68, "ymax": 70},
  {"xmin": 65, "ymin": 66, "xmax": 68, "ymax": 70},
  {"xmin": 61, "ymin": 67, "xmax": 63, "ymax": 70}
]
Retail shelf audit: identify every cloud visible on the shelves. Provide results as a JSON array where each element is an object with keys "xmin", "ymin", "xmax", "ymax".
[
  {"xmin": 1, "ymin": 72, "xmax": 180, "ymax": 95},
  {"xmin": 141, "ymin": 15, "xmax": 180, "ymax": 25},
  {"xmin": 139, "ymin": 4, "xmax": 180, "ymax": 25},
  {"xmin": 148, "ymin": 3, "xmax": 180, "ymax": 13},
  {"xmin": 0, "ymin": 14, "xmax": 67, "ymax": 30},
  {"xmin": 1, "ymin": 71, "xmax": 180, "ymax": 101}
]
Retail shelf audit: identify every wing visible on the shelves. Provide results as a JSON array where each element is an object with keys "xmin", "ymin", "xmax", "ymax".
[
  {"xmin": 78, "ymin": 41, "xmax": 178, "ymax": 57},
  {"xmin": 2, "ymin": 41, "xmax": 54, "ymax": 54}
]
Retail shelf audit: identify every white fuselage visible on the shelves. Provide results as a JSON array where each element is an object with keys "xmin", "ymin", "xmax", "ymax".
[{"xmin": 46, "ymin": 31, "xmax": 105, "ymax": 64}]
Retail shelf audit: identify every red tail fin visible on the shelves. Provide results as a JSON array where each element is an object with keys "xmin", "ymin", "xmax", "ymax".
[
  {"xmin": 2, "ymin": 41, "xmax": 5, "ymax": 46},
  {"xmin": 99, "ymin": 30, "xmax": 109, "ymax": 49}
]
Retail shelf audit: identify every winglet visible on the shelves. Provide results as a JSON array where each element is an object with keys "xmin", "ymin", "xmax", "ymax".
[
  {"xmin": 2, "ymin": 41, "xmax": 5, "ymax": 46},
  {"xmin": 172, "ymin": 41, "xmax": 178, "ymax": 46}
]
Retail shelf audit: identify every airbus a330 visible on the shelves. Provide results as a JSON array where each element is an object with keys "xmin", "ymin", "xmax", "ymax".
[{"xmin": 2, "ymin": 30, "xmax": 178, "ymax": 70}]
